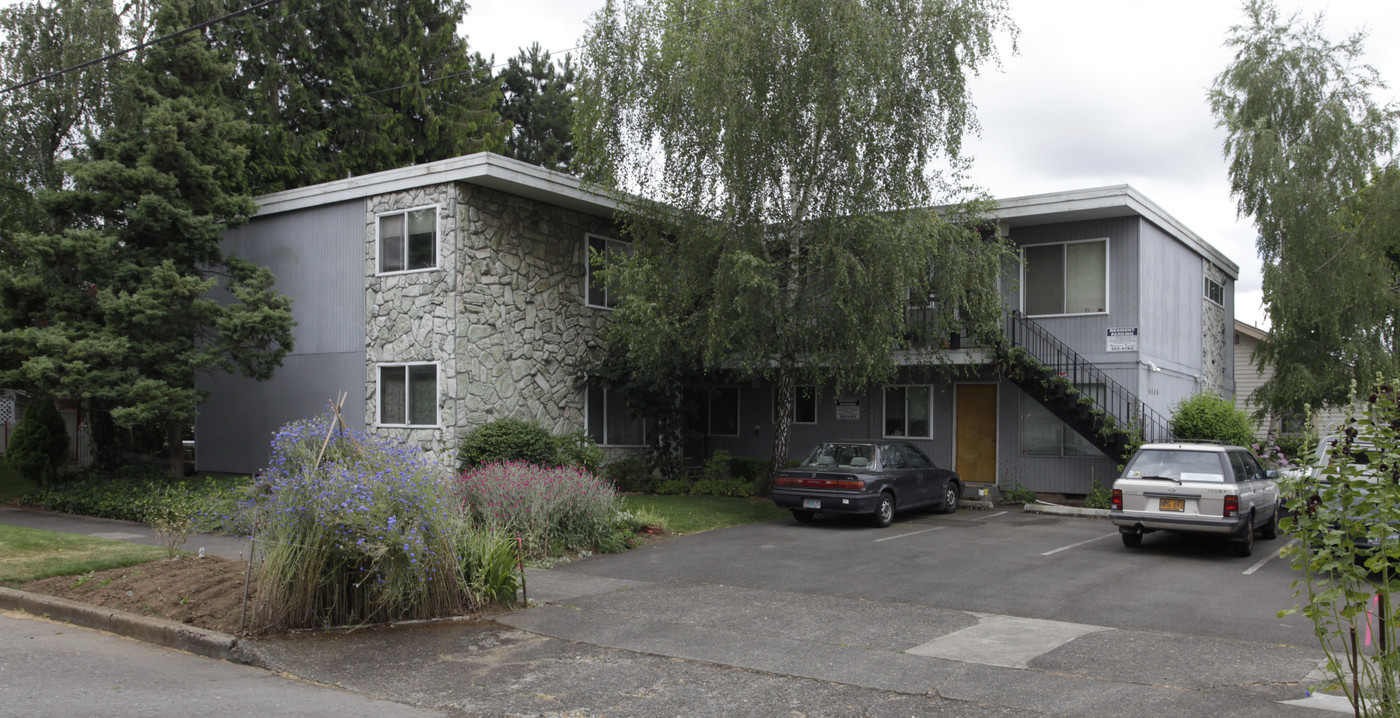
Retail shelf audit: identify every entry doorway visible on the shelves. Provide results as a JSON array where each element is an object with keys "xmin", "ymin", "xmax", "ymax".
[{"xmin": 955, "ymin": 384, "xmax": 997, "ymax": 484}]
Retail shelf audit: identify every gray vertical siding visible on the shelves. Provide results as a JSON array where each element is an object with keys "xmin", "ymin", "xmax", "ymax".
[
  {"xmin": 1137, "ymin": 219, "xmax": 1204, "ymax": 397},
  {"xmin": 196, "ymin": 200, "xmax": 367, "ymax": 474}
]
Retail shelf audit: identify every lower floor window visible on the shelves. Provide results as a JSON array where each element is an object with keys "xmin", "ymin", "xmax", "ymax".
[
  {"xmin": 774, "ymin": 385, "xmax": 818, "ymax": 425},
  {"xmin": 709, "ymin": 386, "xmax": 740, "ymax": 436},
  {"xmin": 379, "ymin": 363, "xmax": 438, "ymax": 426},
  {"xmin": 588, "ymin": 383, "xmax": 647, "ymax": 446},
  {"xmin": 884, "ymin": 386, "xmax": 931, "ymax": 438},
  {"xmin": 1019, "ymin": 394, "xmax": 1097, "ymax": 457}
]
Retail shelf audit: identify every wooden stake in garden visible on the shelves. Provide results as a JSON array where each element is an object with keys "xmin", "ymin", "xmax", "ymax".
[{"xmin": 516, "ymin": 536, "xmax": 528, "ymax": 606}]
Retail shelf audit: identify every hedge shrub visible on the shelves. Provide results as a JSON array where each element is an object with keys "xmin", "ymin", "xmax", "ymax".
[
  {"xmin": 8, "ymin": 399, "xmax": 69, "ymax": 486},
  {"xmin": 458, "ymin": 419, "xmax": 558, "ymax": 470},
  {"xmin": 1170, "ymin": 393, "xmax": 1254, "ymax": 447}
]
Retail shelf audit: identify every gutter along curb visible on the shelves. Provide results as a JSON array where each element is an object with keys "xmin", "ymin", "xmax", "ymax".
[{"xmin": 0, "ymin": 587, "xmax": 253, "ymax": 664}]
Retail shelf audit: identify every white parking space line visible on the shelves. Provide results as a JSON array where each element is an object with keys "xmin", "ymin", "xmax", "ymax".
[
  {"xmin": 1041, "ymin": 532, "xmax": 1119, "ymax": 556},
  {"xmin": 977, "ymin": 511, "xmax": 1009, "ymax": 520},
  {"xmin": 1243, "ymin": 539, "xmax": 1298, "ymax": 576},
  {"xmin": 874, "ymin": 526, "xmax": 945, "ymax": 543}
]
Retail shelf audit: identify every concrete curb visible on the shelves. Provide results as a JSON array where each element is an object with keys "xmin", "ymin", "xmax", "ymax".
[
  {"xmin": 0, "ymin": 587, "xmax": 254, "ymax": 665},
  {"xmin": 1021, "ymin": 502, "xmax": 1111, "ymax": 519}
]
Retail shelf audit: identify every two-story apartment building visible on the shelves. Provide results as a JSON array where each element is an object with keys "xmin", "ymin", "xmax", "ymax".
[{"xmin": 197, "ymin": 153, "xmax": 1238, "ymax": 497}]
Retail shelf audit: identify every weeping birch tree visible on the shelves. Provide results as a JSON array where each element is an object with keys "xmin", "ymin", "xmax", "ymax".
[
  {"xmin": 576, "ymin": 0, "xmax": 1018, "ymax": 481},
  {"xmin": 1210, "ymin": 0, "xmax": 1400, "ymax": 418}
]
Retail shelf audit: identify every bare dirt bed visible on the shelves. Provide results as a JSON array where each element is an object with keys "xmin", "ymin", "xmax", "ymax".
[{"xmin": 20, "ymin": 556, "xmax": 256, "ymax": 635}]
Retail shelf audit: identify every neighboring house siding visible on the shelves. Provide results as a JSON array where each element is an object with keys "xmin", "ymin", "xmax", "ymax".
[
  {"xmin": 197, "ymin": 200, "xmax": 367, "ymax": 474},
  {"xmin": 1234, "ymin": 328, "xmax": 1272, "ymax": 438}
]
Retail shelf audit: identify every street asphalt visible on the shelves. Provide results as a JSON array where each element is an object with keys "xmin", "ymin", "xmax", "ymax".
[{"xmin": 0, "ymin": 505, "xmax": 1361, "ymax": 717}]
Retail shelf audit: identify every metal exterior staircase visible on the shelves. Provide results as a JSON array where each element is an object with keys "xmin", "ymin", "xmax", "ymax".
[{"xmin": 998, "ymin": 310, "xmax": 1174, "ymax": 462}]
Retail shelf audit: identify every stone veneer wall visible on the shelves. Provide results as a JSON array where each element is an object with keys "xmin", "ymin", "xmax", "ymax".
[
  {"xmin": 1201, "ymin": 261, "xmax": 1228, "ymax": 396},
  {"xmin": 365, "ymin": 181, "xmax": 615, "ymax": 468}
]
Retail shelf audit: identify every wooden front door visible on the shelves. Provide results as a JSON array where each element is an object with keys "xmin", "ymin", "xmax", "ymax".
[{"xmin": 955, "ymin": 384, "xmax": 997, "ymax": 484}]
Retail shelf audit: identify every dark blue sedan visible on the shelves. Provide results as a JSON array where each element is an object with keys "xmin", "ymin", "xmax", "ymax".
[{"xmin": 771, "ymin": 441, "xmax": 961, "ymax": 527}]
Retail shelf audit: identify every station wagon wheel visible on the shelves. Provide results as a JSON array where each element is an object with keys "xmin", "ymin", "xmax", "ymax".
[
  {"xmin": 792, "ymin": 510, "xmax": 815, "ymax": 523},
  {"xmin": 937, "ymin": 481, "xmax": 960, "ymax": 514},
  {"xmin": 1261, "ymin": 503, "xmax": 1279, "ymax": 540},
  {"xmin": 870, "ymin": 493, "xmax": 895, "ymax": 528},
  {"xmin": 1121, "ymin": 531, "xmax": 1142, "ymax": 548},
  {"xmin": 1233, "ymin": 514, "xmax": 1255, "ymax": 557}
]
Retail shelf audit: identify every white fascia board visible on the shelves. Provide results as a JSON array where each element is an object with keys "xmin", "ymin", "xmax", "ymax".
[
  {"xmin": 250, "ymin": 152, "xmax": 619, "ymax": 219},
  {"xmin": 993, "ymin": 185, "xmax": 1240, "ymax": 280}
]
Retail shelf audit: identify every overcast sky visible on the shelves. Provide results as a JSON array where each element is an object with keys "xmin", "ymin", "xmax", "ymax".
[{"xmin": 463, "ymin": 0, "xmax": 1400, "ymax": 329}]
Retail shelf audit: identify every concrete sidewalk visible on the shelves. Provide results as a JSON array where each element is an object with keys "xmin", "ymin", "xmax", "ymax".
[
  {"xmin": 0, "ymin": 505, "xmax": 252, "ymax": 561},
  {"xmin": 0, "ymin": 507, "xmax": 1355, "ymax": 716}
]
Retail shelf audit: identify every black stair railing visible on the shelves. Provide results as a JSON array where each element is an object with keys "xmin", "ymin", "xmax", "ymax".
[{"xmin": 1003, "ymin": 310, "xmax": 1175, "ymax": 448}]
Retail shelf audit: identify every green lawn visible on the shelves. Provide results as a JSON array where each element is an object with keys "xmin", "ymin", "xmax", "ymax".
[
  {"xmin": 0, "ymin": 524, "xmax": 168, "ymax": 585},
  {"xmin": 622, "ymin": 494, "xmax": 790, "ymax": 535}
]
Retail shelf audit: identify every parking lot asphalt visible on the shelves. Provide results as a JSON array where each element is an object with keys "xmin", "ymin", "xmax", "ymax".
[{"xmin": 1, "ymin": 505, "xmax": 1355, "ymax": 716}]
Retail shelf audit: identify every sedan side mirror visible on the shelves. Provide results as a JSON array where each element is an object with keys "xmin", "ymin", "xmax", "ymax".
[{"xmin": 1266, "ymin": 469, "xmax": 1280, "ymax": 480}]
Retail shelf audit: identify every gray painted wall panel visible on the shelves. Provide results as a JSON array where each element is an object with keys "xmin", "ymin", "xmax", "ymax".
[
  {"xmin": 196, "ymin": 351, "xmax": 366, "ymax": 473},
  {"xmin": 221, "ymin": 201, "xmax": 366, "ymax": 356},
  {"xmin": 198, "ymin": 200, "xmax": 367, "ymax": 474},
  {"xmin": 1137, "ymin": 219, "xmax": 1203, "ymax": 378}
]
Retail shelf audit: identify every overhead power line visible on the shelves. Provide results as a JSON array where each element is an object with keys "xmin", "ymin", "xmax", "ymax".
[{"xmin": 1, "ymin": 0, "xmax": 288, "ymax": 94}]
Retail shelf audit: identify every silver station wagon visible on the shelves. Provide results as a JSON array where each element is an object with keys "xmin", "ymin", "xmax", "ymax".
[{"xmin": 1110, "ymin": 442, "xmax": 1282, "ymax": 557}]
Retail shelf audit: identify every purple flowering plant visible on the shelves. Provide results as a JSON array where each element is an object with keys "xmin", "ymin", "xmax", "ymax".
[{"xmin": 458, "ymin": 461, "xmax": 620, "ymax": 558}]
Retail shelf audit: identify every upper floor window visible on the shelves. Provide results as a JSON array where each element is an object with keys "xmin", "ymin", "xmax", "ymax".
[
  {"xmin": 1204, "ymin": 275, "xmax": 1224, "ymax": 307},
  {"xmin": 774, "ymin": 385, "xmax": 818, "ymax": 425},
  {"xmin": 377, "ymin": 207, "xmax": 438, "ymax": 275},
  {"xmin": 884, "ymin": 386, "xmax": 931, "ymax": 438},
  {"xmin": 1023, "ymin": 239, "xmax": 1107, "ymax": 316},
  {"xmin": 378, "ymin": 362, "xmax": 438, "ymax": 427},
  {"xmin": 587, "ymin": 234, "xmax": 632, "ymax": 309}
]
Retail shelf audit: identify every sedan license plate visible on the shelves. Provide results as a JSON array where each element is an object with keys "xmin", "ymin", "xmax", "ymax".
[
  {"xmin": 802, "ymin": 498, "xmax": 821, "ymax": 509},
  {"xmin": 1159, "ymin": 498, "xmax": 1185, "ymax": 512}
]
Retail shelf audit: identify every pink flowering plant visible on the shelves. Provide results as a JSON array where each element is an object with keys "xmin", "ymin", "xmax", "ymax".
[
  {"xmin": 458, "ymin": 462, "xmax": 620, "ymax": 557},
  {"xmin": 250, "ymin": 413, "xmax": 474, "ymax": 629}
]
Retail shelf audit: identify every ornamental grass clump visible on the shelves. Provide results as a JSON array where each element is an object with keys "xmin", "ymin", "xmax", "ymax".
[
  {"xmin": 251, "ymin": 414, "xmax": 469, "ymax": 629},
  {"xmin": 458, "ymin": 462, "xmax": 619, "ymax": 557}
]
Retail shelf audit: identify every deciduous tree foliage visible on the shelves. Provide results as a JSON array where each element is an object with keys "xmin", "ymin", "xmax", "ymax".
[
  {"xmin": 214, "ymin": 0, "xmax": 508, "ymax": 193},
  {"xmin": 577, "ymin": 0, "xmax": 1017, "ymax": 480},
  {"xmin": 0, "ymin": 0, "xmax": 123, "ymax": 231},
  {"xmin": 0, "ymin": 0, "xmax": 294, "ymax": 477},
  {"xmin": 1210, "ymin": 0, "xmax": 1400, "ymax": 419}
]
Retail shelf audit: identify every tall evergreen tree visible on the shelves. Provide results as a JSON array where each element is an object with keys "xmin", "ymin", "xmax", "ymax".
[
  {"xmin": 498, "ymin": 43, "xmax": 577, "ymax": 173},
  {"xmin": 0, "ymin": 0, "xmax": 295, "ymax": 477},
  {"xmin": 216, "ymin": 0, "xmax": 508, "ymax": 193},
  {"xmin": 1210, "ymin": 0, "xmax": 1400, "ymax": 418}
]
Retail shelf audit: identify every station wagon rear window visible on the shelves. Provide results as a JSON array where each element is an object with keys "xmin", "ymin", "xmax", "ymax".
[{"xmin": 1124, "ymin": 450, "xmax": 1226, "ymax": 482}]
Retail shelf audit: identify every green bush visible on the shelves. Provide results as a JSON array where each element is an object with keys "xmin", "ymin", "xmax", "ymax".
[
  {"xmin": 702, "ymin": 450, "xmax": 732, "ymax": 481},
  {"xmin": 729, "ymin": 456, "xmax": 772, "ymax": 483},
  {"xmin": 20, "ymin": 473, "xmax": 255, "ymax": 534},
  {"xmin": 1084, "ymin": 480, "xmax": 1113, "ymax": 510},
  {"xmin": 654, "ymin": 478, "xmax": 692, "ymax": 495},
  {"xmin": 555, "ymin": 431, "xmax": 604, "ymax": 473},
  {"xmin": 8, "ymin": 398, "xmax": 69, "ymax": 486},
  {"xmin": 1170, "ymin": 393, "xmax": 1254, "ymax": 446},
  {"xmin": 455, "ymin": 524, "xmax": 522, "ymax": 605},
  {"xmin": 142, "ymin": 483, "xmax": 200, "ymax": 558},
  {"xmin": 998, "ymin": 484, "xmax": 1038, "ymax": 505},
  {"xmin": 458, "ymin": 418, "xmax": 557, "ymax": 470},
  {"xmin": 604, "ymin": 456, "xmax": 655, "ymax": 492}
]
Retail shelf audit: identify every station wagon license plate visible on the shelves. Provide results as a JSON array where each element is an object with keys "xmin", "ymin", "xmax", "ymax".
[
  {"xmin": 802, "ymin": 498, "xmax": 821, "ymax": 509},
  {"xmin": 1159, "ymin": 498, "xmax": 1185, "ymax": 512}
]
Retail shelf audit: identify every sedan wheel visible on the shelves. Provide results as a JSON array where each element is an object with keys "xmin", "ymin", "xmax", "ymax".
[
  {"xmin": 792, "ymin": 510, "xmax": 815, "ymax": 523},
  {"xmin": 1121, "ymin": 531, "xmax": 1142, "ymax": 548},
  {"xmin": 870, "ymin": 493, "xmax": 895, "ymax": 528},
  {"xmin": 1233, "ymin": 515, "xmax": 1255, "ymax": 557},
  {"xmin": 937, "ymin": 482, "xmax": 960, "ymax": 514},
  {"xmin": 1261, "ymin": 503, "xmax": 1279, "ymax": 540}
]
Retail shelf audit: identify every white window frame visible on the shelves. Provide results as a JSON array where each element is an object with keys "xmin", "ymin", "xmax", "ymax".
[
  {"xmin": 585, "ymin": 233, "xmax": 632, "ymax": 309},
  {"xmin": 375, "ymin": 205, "xmax": 440, "ymax": 276},
  {"xmin": 587, "ymin": 384, "xmax": 648, "ymax": 447},
  {"xmin": 882, "ymin": 385, "xmax": 932, "ymax": 439},
  {"xmin": 376, "ymin": 361, "xmax": 440, "ymax": 428},
  {"xmin": 774, "ymin": 385, "xmax": 818, "ymax": 425},
  {"xmin": 708, "ymin": 386, "xmax": 741, "ymax": 437},
  {"xmin": 1021, "ymin": 238, "xmax": 1109, "ymax": 317},
  {"xmin": 1204, "ymin": 274, "xmax": 1225, "ymax": 307}
]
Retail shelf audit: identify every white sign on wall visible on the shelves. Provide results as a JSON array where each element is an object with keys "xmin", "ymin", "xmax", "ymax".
[
  {"xmin": 1107, "ymin": 327, "xmax": 1139, "ymax": 352},
  {"xmin": 835, "ymin": 399, "xmax": 861, "ymax": 420}
]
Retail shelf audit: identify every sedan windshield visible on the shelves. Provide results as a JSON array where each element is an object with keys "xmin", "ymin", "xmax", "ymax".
[
  {"xmin": 801, "ymin": 443, "xmax": 877, "ymax": 469},
  {"xmin": 1124, "ymin": 450, "xmax": 1225, "ymax": 483}
]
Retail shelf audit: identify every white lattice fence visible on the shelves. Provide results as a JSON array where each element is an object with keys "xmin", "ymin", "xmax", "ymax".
[{"xmin": 0, "ymin": 394, "xmax": 13, "ymax": 456}]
